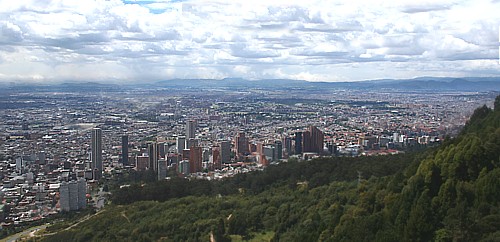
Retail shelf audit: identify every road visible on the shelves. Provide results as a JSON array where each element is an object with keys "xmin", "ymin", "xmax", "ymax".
[
  {"xmin": 1, "ymin": 224, "xmax": 48, "ymax": 242},
  {"xmin": 2, "ymin": 210, "xmax": 104, "ymax": 242}
]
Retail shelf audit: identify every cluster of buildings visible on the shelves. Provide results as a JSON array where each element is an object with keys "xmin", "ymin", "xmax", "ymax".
[{"xmin": 0, "ymin": 87, "xmax": 494, "ymax": 229}]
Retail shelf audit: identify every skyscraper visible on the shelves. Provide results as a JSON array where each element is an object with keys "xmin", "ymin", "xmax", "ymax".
[
  {"xmin": 283, "ymin": 137, "xmax": 292, "ymax": 158},
  {"xmin": 186, "ymin": 120, "xmax": 196, "ymax": 139},
  {"xmin": 274, "ymin": 140, "xmax": 283, "ymax": 160},
  {"xmin": 148, "ymin": 142, "xmax": 159, "ymax": 172},
  {"xmin": 186, "ymin": 138, "xmax": 198, "ymax": 149},
  {"xmin": 235, "ymin": 132, "xmax": 249, "ymax": 160},
  {"xmin": 121, "ymin": 135, "xmax": 128, "ymax": 166},
  {"xmin": 303, "ymin": 126, "xmax": 324, "ymax": 153},
  {"xmin": 176, "ymin": 136, "xmax": 186, "ymax": 153},
  {"xmin": 294, "ymin": 132, "xmax": 303, "ymax": 154},
  {"xmin": 189, "ymin": 146, "xmax": 202, "ymax": 173},
  {"xmin": 212, "ymin": 146, "xmax": 221, "ymax": 170},
  {"xmin": 220, "ymin": 140, "xmax": 231, "ymax": 164},
  {"xmin": 91, "ymin": 128, "xmax": 102, "ymax": 180}
]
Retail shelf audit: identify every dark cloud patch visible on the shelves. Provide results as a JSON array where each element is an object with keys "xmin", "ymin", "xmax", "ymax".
[
  {"xmin": 230, "ymin": 43, "xmax": 281, "ymax": 59},
  {"xmin": 0, "ymin": 22, "xmax": 23, "ymax": 43},
  {"xmin": 30, "ymin": 32, "xmax": 110, "ymax": 51},
  {"xmin": 435, "ymin": 49, "xmax": 498, "ymax": 61},
  {"xmin": 117, "ymin": 29, "xmax": 181, "ymax": 41},
  {"xmin": 259, "ymin": 23, "xmax": 290, "ymax": 30},
  {"xmin": 400, "ymin": 3, "xmax": 453, "ymax": 13},
  {"xmin": 384, "ymin": 47, "xmax": 425, "ymax": 56},
  {"xmin": 293, "ymin": 20, "xmax": 363, "ymax": 33}
]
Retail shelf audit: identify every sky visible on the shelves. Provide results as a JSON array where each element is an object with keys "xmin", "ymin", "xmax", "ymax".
[{"xmin": 0, "ymin": 0, "xmax": 499, "ymax": 83}]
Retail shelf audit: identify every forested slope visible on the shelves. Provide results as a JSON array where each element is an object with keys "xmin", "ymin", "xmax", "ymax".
[{"xmin": 41, "ymin": 96, "xmax": 500, "ymax": 242}]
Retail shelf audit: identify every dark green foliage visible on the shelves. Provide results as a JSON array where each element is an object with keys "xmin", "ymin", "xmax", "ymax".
[
  {"xmin": 42, "ymin": 96, "xmax": 500, "ymax": 242},
  {"xmin": 110, "ymin": 154, "xmax": 414, "ymax": 205},
  {"xmin": 495, "ymin": 95, "xmax": 500, "ymax": 111}
]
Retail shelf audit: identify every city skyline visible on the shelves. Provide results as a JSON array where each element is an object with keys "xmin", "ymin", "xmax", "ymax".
[{"xmin": 0, "ymin": 0, "xmax": 499, "ymax": 83}]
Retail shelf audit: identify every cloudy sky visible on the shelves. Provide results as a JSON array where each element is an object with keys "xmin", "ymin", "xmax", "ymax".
[{"xmin": 0, "ymin": 0, "xmax": 499, "ymax": 83}]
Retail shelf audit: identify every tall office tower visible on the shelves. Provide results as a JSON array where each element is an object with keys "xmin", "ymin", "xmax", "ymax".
[
  {"xmin": 303, "ymin": 126, "xmax": 324, "ymax": 153},
  {"xmin": 136, "ymin": 155, "xmax": 149, "ymax": 171},
  {"xmin": 157, "ymin": 159, "xmax": 167, "ymax": 180},
  {"xmin": 158, "ymin": 142, "xmax": 166, "ymax": 158},
  {"xmin": 212, "ymin": 147, "xmax": 221, "ymax": 170},
  {"xmin": 202, "ymin": 148, "xmax": 211, "ymax": 162},
  {"xmin": 263, "ymin": 145, "xmax": 275, "ymax": 161},
  {"xmin": 59, "ymin": 181, "xmax": 70, "ymax": 212},
  {"xmin": 68, "ymin": 181, "xmax": 78, "ymax": 210},
  {"xmin": 77, "ymin": 178, "xmax": 87, "ymax": 209},
  {"xmin": 294, "ymin": 132, "xmax": 303, "ymax": 154},
  {"xmin": 327, "ymin": 142, "xmax": 338, "ymax": 156},
  {"xmin": 91, "ymin": 128, "xmax": 102, "ymax": 180},
  {"xmin": 220, "ymin": 140, "xmax": 231, "ymax": 164},
  {"xmin": 179, "ymin": 160, "xmax": 190, "ymax": 175},
  {"xmin": 274, "ymin": 140, "xmax": 283, "ymax": 160},
  {"xmin": 235, "ymin": 132, "xmax": 249, "ymax": 160},
  {"xmin": 186, "ymin": 138, "xmax": 198, "ymax": 149},
  {"xmin": 186, "ymin": 120, "xmax": 196, "ymax": 139},
  {"xmin": 189, "ymin": 146, "xmax": 202, "ymax": 173},
  {"xmin": 256, "ymin": 142, "xmax": 264, "ymax": 155},
  {"xmin": 302, "ymin": 130, "xmax": 312, "ymax": 152},
  {"xmin": 283, "ymin": 137, "xmax": 292, "ymax": 158},
  {"xmin": 121, "ymin": 135, "xmax": 129, "ymax": 166},
  {"xmin": 176, "ymin": 136, "xmax": 186, "ymax": 153},
  {"xmin": 148, "ymin": 142, "xmax": 159, "ymax": 172}
]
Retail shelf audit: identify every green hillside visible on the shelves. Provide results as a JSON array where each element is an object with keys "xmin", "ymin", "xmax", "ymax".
[{"xmin": 39, "ymin": 96, "xmax": 500, "ymax": 242}]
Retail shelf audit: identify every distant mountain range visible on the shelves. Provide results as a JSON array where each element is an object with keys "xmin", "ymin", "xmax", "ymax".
[
  {"xmin": 2, "ymin": 77, "xmax": 500, "ymax": 92},
  {"xmin": 154, "ymin": 77, "xmax": 500, "ymax": 92}
]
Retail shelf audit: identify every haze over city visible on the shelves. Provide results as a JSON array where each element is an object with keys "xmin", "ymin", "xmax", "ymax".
[{"xmin": 0, "ymin": 0, "xmax": 499, "ymax": 83}]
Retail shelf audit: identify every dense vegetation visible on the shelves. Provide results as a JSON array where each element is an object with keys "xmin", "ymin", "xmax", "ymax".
[{"xmin": 40, "ymin": 96, "xmax": 500, "ymax": 242}]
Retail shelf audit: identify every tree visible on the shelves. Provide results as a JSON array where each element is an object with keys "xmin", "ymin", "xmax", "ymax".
[{"xmin": 494, "ymin": 95, "xmax": 500, "ymax": 111}]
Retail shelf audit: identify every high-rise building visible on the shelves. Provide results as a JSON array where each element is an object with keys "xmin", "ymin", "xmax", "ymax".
[
  {"xmin": 60, "ymin": 178, "xmax": 87, "ymax": 212},
  {"xmin": 148, "ymin": 142, "xmax": 159, "ymax": 172},
  {"xmin": 59, "ymin": 182, "xmax": 70, "ymax": 211},
  {"xmin": 274, "ymin": 140, "xmax": 283, "ymax": 160},
  {"xmin": 91, "ymin": 128, "xmax": 102, "ymax": 180},
  {"xmin": 189, "ymin": 146, "xmax": 202, "ymax": 173},
  {"xmin": 176, "ymin": 136, "xmax": 186, "ymax": 153},
  {"xmin": 303, "ymin": 126, "xmax": 324, "ymax": 153},
  {"xmin": 212, "ymin": 147, "xmax": 221, "ymax": 170},
  {"xmin": 235, "ymin": 132, "xmax": 249, "ymax": 160},
  {"xmin": 294, "ymin": 132, "xmax": 303, "ymax": 154},
  {"xmin": 136, "ymin": 155, "xmax": 149, "ymax": 171},
  {"xmin": 186, "ymin": 138, "xmax": 198, "ymax": 149},
  {"xmin": 327, "ymin": 142, "xmax": 338, "ymax": 156},
  {"xmin": 186, "ymin": 120, "xmax": 196, "ymax": 139},
  {"xmin": 283, "ymin": 137, "xmax": 292, "ymax": 158},
  {"xmin": 157, "ymin": 159, "xmax": 167, "ymax": 180},
  {"xmin": 121, "ymin": 135, "xmax": 129, "ymax": 166},
  {"xmin": 77, "ymin": 178, "xmax": 87, "ymax": 209},
  {"xmin": 220, "ymin": 140, "xmax": 231, "ymax": 164},
  {"xmin": 179, "ymin": 160, "xmax": 190, "ymax": 175},
  {"xmin": 68, "ymin": 181, "xmax": 78, "ymax": 210}
]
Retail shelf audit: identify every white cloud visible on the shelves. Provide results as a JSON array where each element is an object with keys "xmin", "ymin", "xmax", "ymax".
[{"xmin": 0, "ymin": 0, "xmax": 498, "ymax": 82}]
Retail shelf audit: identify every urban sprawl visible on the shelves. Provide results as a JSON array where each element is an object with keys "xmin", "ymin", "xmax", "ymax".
[{"xmin": 0, "ymin": 86, "xmax": 495, "ymax": 228}]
